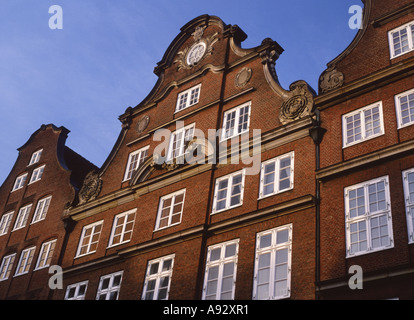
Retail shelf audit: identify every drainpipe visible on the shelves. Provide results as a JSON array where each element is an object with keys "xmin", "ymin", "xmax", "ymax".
[{"xmin": 309, "ymin": 109, "xmax": 326, "ymax": 300}]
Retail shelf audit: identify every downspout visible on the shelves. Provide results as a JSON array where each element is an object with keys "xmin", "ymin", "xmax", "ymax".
[{"xmin": 309, "ymin": 109, "xmax": 325, "ymax": 300}]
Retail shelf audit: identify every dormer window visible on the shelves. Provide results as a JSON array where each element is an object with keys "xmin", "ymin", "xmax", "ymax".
[{"xmin": 175, "ymin": 84, "xmax": 201, "ymax": 112}]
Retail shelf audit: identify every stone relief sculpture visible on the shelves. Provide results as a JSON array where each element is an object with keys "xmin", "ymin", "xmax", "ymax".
[
  {"xmin": 319, "ymin": 67, "xmax": 344, "ymax": 93},
  {"xmin": 78, "ymin": 170, "xmax": 102, "ymax": 205}
]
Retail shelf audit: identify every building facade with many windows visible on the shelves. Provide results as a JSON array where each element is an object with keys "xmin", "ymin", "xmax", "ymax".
[{"xmin": 1, "ymin": 0, "xmax": 414, "ymax": 301}]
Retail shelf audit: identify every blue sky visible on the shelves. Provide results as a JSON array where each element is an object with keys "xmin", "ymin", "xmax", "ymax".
[{"xmin": 0, "ymin": 0, "xmax": 361, "ymax": 185}]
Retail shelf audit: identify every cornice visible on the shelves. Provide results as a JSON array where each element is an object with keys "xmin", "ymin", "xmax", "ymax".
[
  {"xmin": 63, "ymin": 194, "xmax": 315, "ymax": 274},
  {"xmin": 372, "ymin": 2, "xmax": 414, "ymax": 28},
  {"xmin": 315, "ymin": 55, "xmax": 414, "ymax": 110},
  {"xmin": 316, "ymin": 139, "xmax": 414, "ymax": 181}
]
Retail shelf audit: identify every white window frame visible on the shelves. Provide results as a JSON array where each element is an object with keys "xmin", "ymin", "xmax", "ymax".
[
  {"xmin": 212, "ymin": 169, "xmax": 245, "ymax": 214},
  {"xmin": 29, "ymin": 149, "xmax": 43, "ymax": 166},
  {"xmin": 155, "ymin": 189, "xmax": 186, "ymax": 231},
  {"xmin": 13, "ymin": 204, "xmax": 33, "ymax": 231},
  {"xmin": 175, "ymin": 84, "xmax": 201, "ymax": 112},
  {"xmin": 0, "ymin": 253, "xmax": 16, "ymax": 281},
  {"xmin": 202, "ymin": 239, "xmax": 239, "ymax": 300},
  {"xmin": 253, "ymin": 224, "xmax": 292, "ymax": 300},
  {"xmin": 395, "ymin": 88, "xmax": 414, "ymax": 129},
  {"xmin": 388, "ymin": 20, "xmax": 414, "ymax": 59},
  {"xmin": 75, "ymin": 220, "xmax": 103, "ymax": 258},
  {"xmin": 142, "ymin": 254, "xmax": 175, "ymax": 300},
  {"xmin": 12, "ymin": 173, "xmax": 28, "ymax": 192},
  {"xmin": 344, "ymin": 176, "xmax": 394, "ymax": 257},
  {"xmin": 403, "ymin": 168, "xmax": 414, "ymax": 244},
  {"xmin": 65, "ymin": 280, "xmax": 89, "ymax": 300},
  {"xmin": 342, "ymin": 101, "xmax": 384, "ymax": 148},
  {"xmin": 123, "ymin": 146, "xmax": 149, "ymax": 181},
  {"xmin": 0, "ymin": 211, "xmax": 14, "ymax": 236},
  {"xmin": 221, "ymin": 102, "xmax": 251, "ymax": 141},
  {"xmin": 29, "ymin": 165, "xmax": 45, "ymax": 184},
  {"xmin": 259, "ymin": 152, "xmax": 294, "ymax": 199},
  {"xmin": 96, "ymin": 271, "xmax": 123, "ymax": 300},
  {"xmin": 14, "ymin": 246, "xmax": 36, "ymax": 276},
  {"xmin": 108, "ymin": 209, "xmax": 136, "ymax": 247},
  {"xmin": 31, "ymin": 196, "xmax": 52, "ymax": 223},
  {"xmin": 166, "ymin": 123, "xmax": 195, "ymax": 162},
  {"xmin": 35, "ymin": 239, "xmax": 57, "ymax": 270}
]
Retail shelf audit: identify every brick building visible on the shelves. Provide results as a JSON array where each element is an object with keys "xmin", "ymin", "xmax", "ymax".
[
  {"xmin": 0, "ymin": 0, "xmax": 413, "ymax": 301},
  {"xmin": 316, "ymin": 0, "xmax": 414, "ymax": 299},
  {"xmin": 0, "ymin": 124, "xmax": 96, "ymax": 299}
]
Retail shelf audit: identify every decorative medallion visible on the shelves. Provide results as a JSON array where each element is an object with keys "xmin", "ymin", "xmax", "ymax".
[
  {"xmin": 279, "ymin": 80, "xmax": 314, "ymax": 125},
  {"xmin": 136, "ymin": 115, "xmax": 150, "ymax": 134},
  {"xmin": 319, "ymin": 67, "xmax": 344, "ymax": 93},
  {"xmin": 235, "ymin": 67, "xmax": 252, "ymax": 88},
  {"xmin": 78, "ymin": 170, "xmax": 102, "ymax": 205},
  {"xmin": 174, "ymin": 26, "xmax": 219, "ymax": 71}
]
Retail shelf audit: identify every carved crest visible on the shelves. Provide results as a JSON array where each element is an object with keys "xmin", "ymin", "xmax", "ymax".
[
  {"xmin": 78, "ymin": 170, "xmax": 102, "ymax": 205},
  {"xmin": 319, "ymin": 67, "xmax": 344, "ymax": 93},
  {"xmin": 279, "ymin": 81, "xmax": 314, "ymax": 125},
  {"xmin": 192, "ymin": 25, "xmax": 206, "ymax": 41}
]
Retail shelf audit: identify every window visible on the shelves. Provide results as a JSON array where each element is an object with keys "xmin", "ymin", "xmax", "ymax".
[
  {"xmin": 221, "ymin": 102, "xmax": 251, "ymax": 140},
  {"xmin": 65, "ymin": 281, "xmax": 88, "ymax": 300},
  {"xmin": 0, "ymin": 212, "xmax": 13, "ymax": 236},
  {"xmin": 14, "ymin": 247, "xmax": 36, "ymax": 276},
  {"xmin": 142, "ymin": 254, "xmax": 175, "ymax": 300},
  {"xmin": 403, "ymin": 168, "xmax": 414, "ymax": 243},
  {"xmin": 155, "ymin": 189, "xmax": 185, "ymax": 230},
  {"xmin": 342, "ymin": 102, "xmax": 384, "ymax": 147},
  {"xmin": 253, "ymin": 224, "xmax": 292, "ymax": 300},
  {"xmin": 388, "ymin": 20, "xmax": 414, "ymax": 59},
  {"xmin": 12, "ymin": 173, "xmax": 28, "ymax": 192},
  {"xmin": 212, "ymin": 170, "xmax": 245, "ymax": 213},
  {"xmin": 29, "ymin": 149, "xmax": 43, "ymax": 166},
  {"xmin": 345, "ymin": 176, "xmax": 393, "ymax": 257},
  {"xmin": 202, "ymin": 239, "xmax": 239, "ymax": 300},
  {"xmin": 108, "ymin": 209, "xmax": 136, "ymax": 247},
  {"xmin": 395, "ymin": 88, "xmax": 414, "ymax": 128},
  {"xmin": 259, "ymin": 152, "xmax": 294, "ymax": 198},
  {"xmin": 31, "ymin": 196, "xmax": 51, "ymax": 223},
  {"xmin": 166, "ymin": 123, "xmax": 195, "ymax": 161},
  {"xmin": 35, "ymin": 239, "xmax": 56, "ymax": 270},
  {"xmin": 96, "ymin": 271, "xmax": 123, "ymax": 300},
  {"xmin": 76, "ymin": 221, "xmax": 103, "ymax": 257},
  {"xmin": 175, "ymin": 84, "xmax": 201, "ymax": 112},
  {"xmin": 13, "ymin": 204, "xmax": 33, "ymax": 231},
  {"xmin": 29, "ymin": 165, "xmax": 45, "ymax": 184},
  {"xmin": 123, "ymin": 146, "xmax": 149, "ymax": 181},
  {"xmin": 0, "ymin": 253, "xmax": 16, "ymax": 281}
]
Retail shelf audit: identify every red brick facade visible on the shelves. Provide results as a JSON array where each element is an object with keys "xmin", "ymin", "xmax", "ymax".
[{"xmin": 1, "ymin": 1, "xmax": 414, "ymax": 301}]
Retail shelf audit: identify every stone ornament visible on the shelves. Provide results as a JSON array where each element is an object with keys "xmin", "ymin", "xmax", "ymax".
[
  {"xmin": 319, "ymin": 67, "xmax": 344, "ymax": 93},
  {"xmin": 235, "ymin": 67, "xmax": 252, "ymax": 88},
  {"xmin": 136, "ymin": 115, "xmax": 150, "ymax": 134},
  {"xmin": 279, "ymin": 80, "xmax": 314, "ymax": 125},
  {"xmin": 174, "ymin": 25, "xmax": 219, "ymax": 71},
  {"xmin": 78, "ymin": 170, "xmax": 102, "ymax": 205}
]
